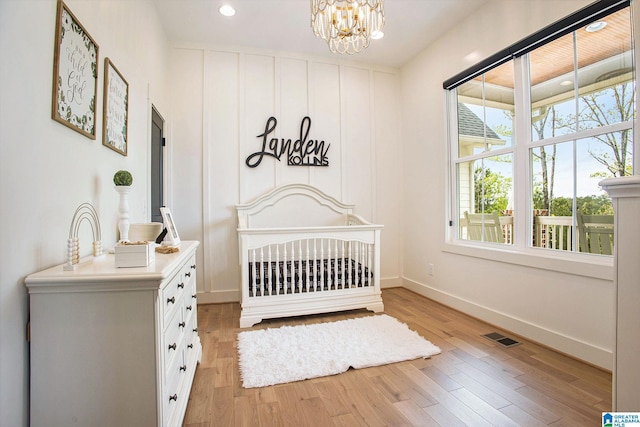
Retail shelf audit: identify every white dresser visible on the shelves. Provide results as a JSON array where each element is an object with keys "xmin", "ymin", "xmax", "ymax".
[{"xmin": 26, "ymin": 240, "xmax": 201, "ymax": 427}]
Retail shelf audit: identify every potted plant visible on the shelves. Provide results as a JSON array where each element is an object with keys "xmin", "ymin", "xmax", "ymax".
[
  {"xmin": 113, "ymin": 170, "xmax": 133, "ymax": 241},
  {"xmin": 113, "ymin": 170, "xmax": 133, "ymax": 186}
]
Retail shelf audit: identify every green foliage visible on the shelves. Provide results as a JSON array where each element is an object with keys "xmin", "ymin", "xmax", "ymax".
[
  {"xmin": 473, "ymin": 167, "xmax": 511, "ymax": 213},
  {"xmin": 113, "ymin": 170, "xmax": 133, "ymax": 186},
  {"xmin": 577, "ymin": 194, "xmax": 614, "ymax": 215},
  {"xmin": 547, "ymin": 194, "xmax": 613, "ymax": 216},
  {"xmin": 549, "ymin": 197, "xmax": 572, "ymax": 216}
]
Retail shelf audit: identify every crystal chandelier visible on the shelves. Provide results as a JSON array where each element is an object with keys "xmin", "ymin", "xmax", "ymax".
[{"xmin": 311, "ymin": 0, "xmax": 385, "ymax": 55}]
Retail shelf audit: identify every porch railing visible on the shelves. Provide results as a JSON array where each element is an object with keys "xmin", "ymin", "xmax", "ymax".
[
  {"xmin": 534, "ymin": 216, "xmax": 574, "ymax": 250},
  {"xmin": 460, "ymin": 215, "xmax": 577, "ymax": 250}
]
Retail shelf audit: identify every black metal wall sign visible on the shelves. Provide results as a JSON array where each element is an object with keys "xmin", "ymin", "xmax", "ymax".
[{"xmin": 246, "ymin": 116, "xmax": 330, "ymax": 168}]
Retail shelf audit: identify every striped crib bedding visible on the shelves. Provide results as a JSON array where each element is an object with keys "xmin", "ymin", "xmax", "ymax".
[{"xmin": 248, "ymin": 257, "xmax": 372, "ymax": 297}]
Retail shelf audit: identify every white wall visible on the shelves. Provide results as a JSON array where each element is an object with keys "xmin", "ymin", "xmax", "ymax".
[
  {"xmin": 0, "ymin": 0, "xmax": 170, "ymax": 424},
  {"xmin": 167, "ymin": 48, "xmax": 403, "ymax": 303},
  {"xmin": 399, "ymin": 0, "xmax": 617, "ymax": 369}
]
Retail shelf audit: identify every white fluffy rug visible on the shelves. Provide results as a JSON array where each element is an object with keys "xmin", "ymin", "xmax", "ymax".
[{"xmin": 237, "ymin": 314, "xmax": 441, "ymax": 388}]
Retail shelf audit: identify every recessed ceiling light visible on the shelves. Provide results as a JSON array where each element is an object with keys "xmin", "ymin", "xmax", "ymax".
[
  {"xmin": 371, "ymin": 31, "xmax": 384, "ymax": 40},
  {"xmin": 219, "ymin": 5, "xmax": 236, "ymax": 17},
  {"xmin": 585, "ymin": 21, "xmax": 607, "ymax": 32},
  {"xmin": 560, "ymin": 80, "xmax": 573, "ymax": 86}
]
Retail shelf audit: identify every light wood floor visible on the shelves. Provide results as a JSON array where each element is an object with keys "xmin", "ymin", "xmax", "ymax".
[{"xmin": 183, "ymin": 287, "xmax": 611, "ymax": 426}]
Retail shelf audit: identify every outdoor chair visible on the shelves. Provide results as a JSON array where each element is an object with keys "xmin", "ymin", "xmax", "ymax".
[
  {"xmin": 577, "ymin": 212, "xmax": 614, "ymax": 255},
  {"xmin": 464, "ymin": 211, "xmax": 504, "ymax": 243}
]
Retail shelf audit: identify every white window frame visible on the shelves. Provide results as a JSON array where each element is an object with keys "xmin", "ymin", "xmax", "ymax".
[{"xmin": 444, "ymin": 35, "xmax": 637, "ymax": 280}]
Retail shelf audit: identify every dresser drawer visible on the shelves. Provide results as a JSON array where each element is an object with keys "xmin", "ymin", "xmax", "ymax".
[
  {"xmin": 182, "ymin": 255, "xmax": 196, "ymax": 284},
  {"xmin": 164, "ymin": 306, "xmax": 183, "ymax": 370},
  {"xmin": 183, "ymin": 296, "xmax": 196, "ymax": 324},
  {"xmin": 184, "ymin": 306, "xmax": 198, "ymax": 348},
  {"xmin": 163, "ymin": 348, "xmax": 185, "ymax": 427},
  {"xmin": 184, "ymin": 276, "xmax": 198, "ymax": 314},
  {"xmin": 163, "ymin": 271, "xmax": 185, "ymax": 324}
]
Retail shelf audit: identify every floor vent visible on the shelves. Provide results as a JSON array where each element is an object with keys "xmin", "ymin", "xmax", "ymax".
[{"xmin": 483, "ymin": 332, "xmax": 521, "ymax": 348}]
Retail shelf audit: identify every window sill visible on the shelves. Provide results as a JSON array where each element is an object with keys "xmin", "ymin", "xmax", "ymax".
[{"xmin": 442, "ymin": 241, "xmax": 614, "ymax": 281}]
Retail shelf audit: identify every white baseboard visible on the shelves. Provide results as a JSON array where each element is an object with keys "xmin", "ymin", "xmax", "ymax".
[
  {"xmin": 381, "ymin": 277, "xmax": 402, "ymax": 289},
  {"xmin": 402, "ymin": 277, "xmax": 612, "ymax": 370},
  {"xmin": 196, "ymin": 289, "xmax": 240, "ymax": 304}
]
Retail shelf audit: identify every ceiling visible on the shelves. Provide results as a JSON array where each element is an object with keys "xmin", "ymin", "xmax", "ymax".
[
  {"xmin": 152, "ymin": 0, "xmax": 489, "ymax": 68},
  {"xmin": 458, "ymin": 7, "xmax": 633, "ymax": 107}
]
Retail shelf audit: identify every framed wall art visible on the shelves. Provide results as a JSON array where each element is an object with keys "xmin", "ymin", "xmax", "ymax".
[
  {"xmin": 102, "ymin": 58, "xmax": 129, "ymax": 156},
  {"xmin": 51, "ymin": 0, "xmax": 99, "ymax": 139}
]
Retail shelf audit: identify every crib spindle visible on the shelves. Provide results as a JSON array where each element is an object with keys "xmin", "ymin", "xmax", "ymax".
[
  {"xmin": 361, "ymin": 242, "xmax": 365, "ymax": 286},
  {"xmin": 251, "ymin": 249, "xmax": 257, "ymax": 297},
  {"xmin": 290, "ymin": 242, "xmax": 294, "ymax": 292},
  {"xmin": 354, "ymin": 241, "xmax": 358, "ymax": 288},
  {"xmin": 312, "ymin": 238, "xmax": 317, "ymax": 291},
  {"xmin": 331, "ymin": 239, "xmax": 339, "ymax": 289},
  {"xmin": 364, "ymin": 242, "xmax": 368, "ymax": 284},
  {"xmin": 317, "ymin": 239, "xmax": 325, "ymax": 291},
  {"xmin": 260, "ymin": 248, "xmax": 266, "ymax": 295},
  {"xmin": 289, "ymin": 242, "xmax": 293, "ymax": 293},
  {"xmin": 326, "ymin": 239, "xmax": 333, "ymax": 290},
  {"xmin": 286, "ymin": 242, "xmax": 290, "ymax": 293},
  {"xmin": 348, "ymin": 241, "xmax": 353, "ymax": 288},
  {"xmin": 367, "ymin": 245, "xmax": 377, "ymax": 286},
  {"xmin": 304, "ymin": 239, "xmax": 311, "ymax": 292},
  {"xmin": 274, "ymin": 245, "xmax": 280, "ymax": 294},
  {"xmin": 341, "ymin": 240, "xmax": 346, "ymax": 290},
  {"xmin": 298, "ymin": 240, "xmax": 302, "ymax": 292},
  {"xmin": 283, "ymin": 243, "xmax": 288, "ymax": 294},
  {"xmin": 360, "ymin": 242, "xmax": 366, "ymax": 286},
  {"xmin": 366, "ymin": 242, "xmax": 370, "ymax": 285}
]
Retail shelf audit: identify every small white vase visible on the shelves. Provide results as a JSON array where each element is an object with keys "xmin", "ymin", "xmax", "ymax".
[{"xmin": 115, "ymin": 185, "xmax": 132, "ymax": 242}]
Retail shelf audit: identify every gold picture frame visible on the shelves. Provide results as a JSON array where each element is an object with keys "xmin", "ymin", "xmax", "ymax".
[
  {"xmin": 102, "ymin": 58, "xmax": 129, "ymax": 156},
  {"xmin": 51, "ymin": 0, "xmax": 99, "ymax": 139}
]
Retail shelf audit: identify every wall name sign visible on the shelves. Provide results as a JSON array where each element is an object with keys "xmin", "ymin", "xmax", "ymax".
[{"xmin": 246, "ymin": 116, "xmax": 330, "ymax": 168}]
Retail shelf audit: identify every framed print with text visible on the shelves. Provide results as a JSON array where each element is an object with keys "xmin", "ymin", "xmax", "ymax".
[
  {"xmin": 102, "ymin": 58, "xmax": 128, "ymax": 156},
  {"xmin": 51, "ymin": 0, "xmax": 99, "ymax": 139}
]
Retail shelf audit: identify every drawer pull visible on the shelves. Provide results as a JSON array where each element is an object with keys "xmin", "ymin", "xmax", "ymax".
[
  {"xmin": 192, "ymin": 328, "xmax": 198, "ymax": 333},
  {"xmin": 168, "ymin": 343, "xmax": 177, "ymax": 351},
  {"xmin": 169, "ymin": 394, "xmax": 178, "ymax": 402},
  {"xmin": 185, "ymin": 272, "xmax": 191, "ymax": 278},
  {"xmin": 191, "ymin": 264, "xmax": 196, "ymax": 269},
  {"xmin": 178, "ymin": 321, "xmax": 185, "ymax": 328},
  {"xmin": 186, "ymin": 305, "xmax": 193, "ymax": 311},
  {"xmin": 178, "ymin": 282, "xmax": 184, "ymax": 289},
  {"xmin": 180, "ymin": 365, "xmax": 187, "ymax": 372},
  {"xmin": 167, "ymin": 297, "xmax": 175, "ymax": 305},
  {"xmin": 187, "ymin": 344, "xmax": 193, "ymax": 349},
  {"xmin": 192, "ymin": 294, "xmax": 197, "ymax": 299}
]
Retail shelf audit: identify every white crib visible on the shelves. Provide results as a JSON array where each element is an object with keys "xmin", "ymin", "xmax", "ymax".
[{"xmin": 236, "ymin": 184, "xmax": 384, "ymax": 328}]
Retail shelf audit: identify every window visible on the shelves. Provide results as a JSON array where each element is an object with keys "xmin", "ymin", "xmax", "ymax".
[
  {"xmin": 456, "ymin": 62, "xmax": 515, "ymax": 244},
  {"xmin": 447, "ymin": 2, "xmax": 634, "ymax": 256}
]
